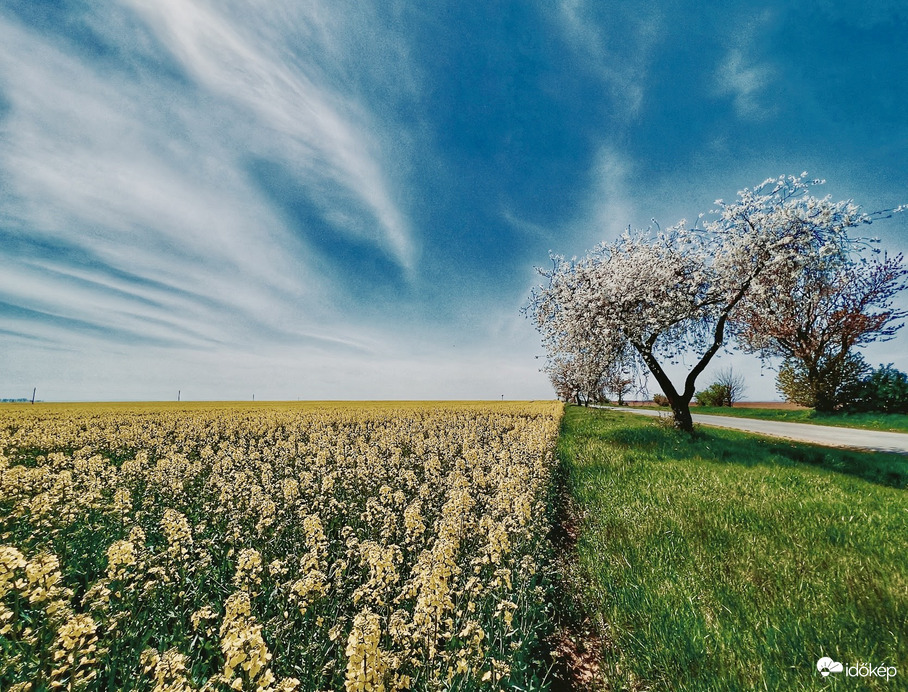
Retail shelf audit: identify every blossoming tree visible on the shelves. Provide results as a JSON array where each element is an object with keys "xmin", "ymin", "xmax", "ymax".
[
  {"xmin": 543, "ymin": 337, "xmax": 635, "ymax": 405},
  {"xmin": 528, "ymin": 174, "xmax": 900, "ymax": 432}
]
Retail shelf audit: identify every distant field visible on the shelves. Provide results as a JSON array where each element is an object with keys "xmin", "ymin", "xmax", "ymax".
[
  {"xmin": 558, "ymin": 406, "xmax": 907, "ymax": 690},
  {"xmin": 0, "ymin": 401, "xmax": 563, "ymax": 690},
  {"xmin": 0, "ymin": 400, "xmax": 539, "ymax": 412},
  {"xmin": 730, "ymin": 401, "xmax": 808, "ymax": 409}
]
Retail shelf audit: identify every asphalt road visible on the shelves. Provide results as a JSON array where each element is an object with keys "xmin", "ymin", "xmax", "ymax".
[{"xmin": 599, "ymin": 406, "xmax": 908, "ymax": 454}]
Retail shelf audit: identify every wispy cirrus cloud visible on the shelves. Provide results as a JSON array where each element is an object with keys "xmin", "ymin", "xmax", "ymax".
[
  {"xmin": 716, "ymin": 48, "xmax": 775, "ymax": 120},
  {"xmin": 121, "ymin": 0, "xmax": 415, "ymax": 267},
  {"xmin": 548, "ymin": 0, "xmax": 663, "ymax": 117},
  {"xmin": 506, "ymin": 143, "xmax": 639, "ymax": 261},
  {"xmin": 714, "ymin": 11, "xmax": 777, "ymax": 120},
  {"xmin": 0, "ymin": 0, "xmax": 417, "ymax": 358}
]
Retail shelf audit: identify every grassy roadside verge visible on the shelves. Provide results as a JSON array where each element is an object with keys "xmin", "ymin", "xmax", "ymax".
[
  {"xmin": 628, "ymin": 404, "xmax": 908, "ymax": 433},
  {"xmin": 559, "ymin": 406, "xmax": 908, "ymax": 690}
]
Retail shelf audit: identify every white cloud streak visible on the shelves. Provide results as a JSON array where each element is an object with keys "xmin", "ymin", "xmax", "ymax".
[
  {"xmin": 550, "ymin": 0, "xmax": 663, "ymax": 118},
  {"xmin": 2, "ymin": 320, "xmax": 554, "ymax": 402},
  {"xmin": 716, "ymin": 48, "xmax": 774, "ymax": 120},
  {"xmin": 555, "ymin": 145, "xmax": 639, "ymax": 251},
  {"xmin": 0, "ymin": 2, "xmax": 559, "ymax": 401},
  {"xmin": 122, "ymin": 0, "xmax": 415, "ymax": 267},
  {"xmin": 714, "ymin": 11, "xmax": 777, "ymax": 120},
  {"xmin": 0, "ymin": 0, "xmax": 417, "ymax": 360}
]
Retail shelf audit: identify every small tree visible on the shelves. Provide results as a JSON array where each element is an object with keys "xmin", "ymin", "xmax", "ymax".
[
  {"xmin": 544, "ymin": 356, "xmax": 583, "ymax": 404},
  {"xmin": 528, "ymin": 174, "xmax": 890, "ymax": 432},
  {"xmin": 603, "ymin": 368, "xmax": 635, "ymax": 405},
  {"xmin": 698, "ymin": 367, "xmax": 747, "ymax": 406},
  {"xmin": 544, "ymin": 355, "xmax": 592, "ymax": 405},
  {"xmin": 775, "ymin": 353, "xmax": 869, "ymax": 409},
  {"xmin": 543, "ymin": 341, "xmax": 618, "ymax": 406},
  {"xmin": 695, "ymin": 383, "xmax": 729, "ymax": 407},
  {"xmin": 715, "ymin": 367, "xmax": 745, "ymax": 405}
]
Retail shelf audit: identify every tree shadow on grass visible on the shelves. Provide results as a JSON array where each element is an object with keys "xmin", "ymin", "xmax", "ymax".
[{"xmin": 583, "ymin": 408, "xmax": 908, "ymax": 490}]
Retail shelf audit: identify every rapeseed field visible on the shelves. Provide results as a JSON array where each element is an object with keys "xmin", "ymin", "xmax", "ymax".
[{"xmin": 0, "ymin": 401, "xmax": 562, "ymax": 691}]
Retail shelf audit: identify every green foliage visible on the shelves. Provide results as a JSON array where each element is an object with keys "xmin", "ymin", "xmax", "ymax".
[
  {"xmin": 695, "ymin": 369, "xmax": 745, "ymax": 407},
  {"xmin": 776, "ymin": 353, "xmax": 869, "ymax": 411},
  {"xmin": 694, "ymin": 383, "xmax": 730, "ymax": 407},
  {"xmin": 850, "ymin": 364, "xmax": 908, "ymax": 414},
  {"xmin": 558, "ymin": 406, "xmax": 908, "ymax": 690}
]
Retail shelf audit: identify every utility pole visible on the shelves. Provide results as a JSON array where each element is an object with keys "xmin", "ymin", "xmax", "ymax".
[
  {"xmin": 31, "ymin": 387, "xmax": 36, "ymax": 404},
  {"xmin": 178, "ymin": 390, "xmax": 181, "ymax": 402}
]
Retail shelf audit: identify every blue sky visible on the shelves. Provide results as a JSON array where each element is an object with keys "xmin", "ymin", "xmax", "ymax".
[{"xmin": 2, "ymin": 1, "xmax": 907, "ymax": 401}]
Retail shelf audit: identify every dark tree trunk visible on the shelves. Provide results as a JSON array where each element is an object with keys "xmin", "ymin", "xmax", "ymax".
[
  {"xmin": 670, "ymin": 402, "xmax": 694, "ymax": 432},
  {"xmin": 631, "ymin": 311, "xmax": 735, "ymax": 435},
  {"xmin": 633, "ymin": 344, "xmax": 696, "ymax": 433}
]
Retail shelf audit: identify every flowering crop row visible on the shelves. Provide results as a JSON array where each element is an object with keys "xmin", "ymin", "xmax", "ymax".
[{"xmin": 0, "ymin": 402, "xmax": 562, "ymax": 691}]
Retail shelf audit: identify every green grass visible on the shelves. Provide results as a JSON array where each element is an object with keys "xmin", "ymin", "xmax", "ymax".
[
  {"xmin": 559, "ymin": 406, "xmax": 908, "ymax": 690},
  {"xmin": 635, "ymin": 404, "xmax": 908, "ymax": 433}
]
